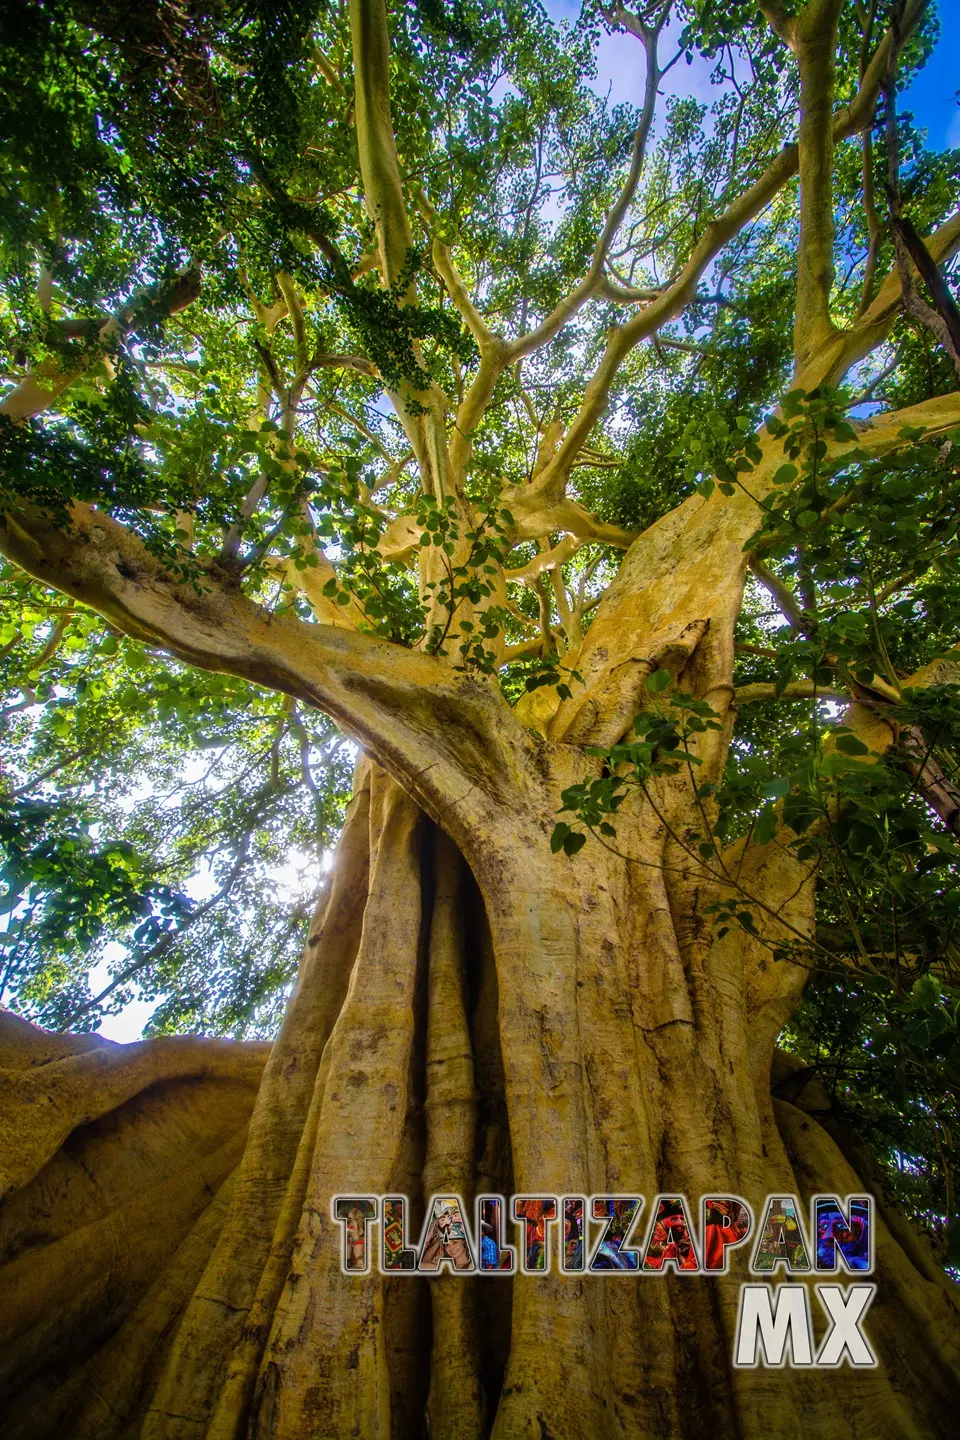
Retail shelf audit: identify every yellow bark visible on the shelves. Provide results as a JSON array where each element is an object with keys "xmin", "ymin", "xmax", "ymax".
[{"xmin": 3, "ymin": 747, "xmax": 960, "ymax": 1437}]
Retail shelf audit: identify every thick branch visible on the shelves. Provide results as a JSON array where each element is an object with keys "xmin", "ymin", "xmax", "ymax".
[
  {"xmin": 518, "ymin": 4, "xmax": 924, "ymax": 510},
  {"xmin": 417, "ymin": 186, "xmax": 497, "ymax": 350},
  {"xmin": 267, "ymin": 548, "xmax": 368, "ymax": 629},
  {"xmin": 792, "ymin": 0, "xmax": 846, "ymax": 371},
  {"xmin": 348, "ymin": 0, "xmax": 454, "ymax": 504},
  {"xmin": 508, "ymin": 495, "xmax": 635, "ymax": 548},
  {"xmin": 750, "ymin": 557, "xmax": 807, "ymax": 631},
  {"xmin": 448, "ymin": 338, "xmax": 511, "ymax": 488},
  {"xmin": 309, "ymin": 350, "xmax": 379, "ymax": 379},
  {"xmin": 758, "ymin": 1, "xmax": 796, "ymax": 47},
  {"xmin": 795, "ymin": 207, "xmax": 960, "ymax": 391},
  {"xmin": 843, "ymin": 646, "xmax": 960, "ymax": 835},
  {"xmin": 276, "ymin": 272, "xmax": 309, "ymax": 370},
  {"xmin": 0, "ymin": 502, "xmax": 539, "ymax": 840},
  {"xmin": 0, "ymin": 268, "xmax": 201, "ymax": 424},
  {"xmin": 349, "ymin": 0, "xmax": 413, "ymax": 289},
  {"xmin": 547, "ymin": 391, "xmax": 960, "ymax": 745},
  {"xmin": 505, "ymin": 534, "xmax": 582, "ymax": 582}
]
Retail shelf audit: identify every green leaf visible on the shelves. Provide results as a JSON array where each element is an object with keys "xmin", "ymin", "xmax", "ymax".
[
  {"xmin": 911, "ymin": 973, "xmax": 942, "ymax": 1007},
  {"xmin": 845, "ymin": 821, "xmax": 878, "ymax": 855},
  {"xmin": 834, "ymin": 734, "xmax": 870, "ymax": 756},
  {"xmin": 646, "ymin": 668, "xmax": 672, "ymax": 693},
  {"xmin": 752, "ymin": 804, "xmax": 778, "ymax": 846}
]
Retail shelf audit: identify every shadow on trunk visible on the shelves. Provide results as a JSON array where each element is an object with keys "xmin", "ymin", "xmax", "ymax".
[{"xmin": 1, "ymin": 757, "xmax": 958, "ymax": 1439}]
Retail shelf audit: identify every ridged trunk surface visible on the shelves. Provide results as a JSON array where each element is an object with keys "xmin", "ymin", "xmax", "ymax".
[{"xmin": 2, "ymin": 752, "xmax": 959, "ymax": 1440}]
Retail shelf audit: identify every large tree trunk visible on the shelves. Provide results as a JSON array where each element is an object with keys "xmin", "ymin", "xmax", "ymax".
[
  {"xmin": 3, "ymin": 0, "xmax": 960, "ymax": 1428},
  {"xmin": 2, "ymin": 749, "xmax": 959, "ymax": 1440}
]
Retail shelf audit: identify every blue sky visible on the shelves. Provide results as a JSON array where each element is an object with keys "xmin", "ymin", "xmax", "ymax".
[
  {"xmin": 543, "ymin": 0, "xmax": 959, "ymax": 152},
  {"xmin": 903, "ymin": 5, "xmax": 960, "ymax": 151}
]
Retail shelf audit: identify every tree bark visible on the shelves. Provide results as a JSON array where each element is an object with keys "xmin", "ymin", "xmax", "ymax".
[
  {"xmin": 2, "ymin": 734, "xmax": 959, "ymax": 1439},
  {"xmin": 4, "ymin": 388, "xmax": 960, "ymax": 1436}
]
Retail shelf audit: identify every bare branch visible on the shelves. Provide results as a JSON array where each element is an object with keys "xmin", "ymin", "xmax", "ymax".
[
  {"xmin": 509, "ymin": 496, "xmax": 636, "ymax": 549},
  {"xmin": 499, "ymin": 638, "xmax": 547, "ymax": 665},
  {"xmin": 324, "ymin": 400, "xmax": 413, "ymax": 494},
  {"xmin": 795, "ymin": 207, "xmax": 960, "ymax": 392},
  {"xmin": 506, "ymin": 15, "xmax": 664, "ymax": 363},
  {"xmin": 415, "ymin": 185, "xmax": 497, "ymax": 350},
  {"xmin": 844, "ymin": 346, "xmax": 900, "ymax": 406},
  {"xmin": 505, "ymin": 535, "xmax": 582, "ymax": 582},
  {"xmin": 276, "ymin": 272, "xmax": 309, "ymax": 370},
  {"xmin": 308, "ymin": 350, "xmax": 379, "ymax": 379},
  {"xmin": 266, "ymin": 542, "xmax": 367, "ymax": 630},
  {"xmin": 311, "ymin": 44, "xmax": 345, "ymax": 95},
  {"xmin": 349, "ymin": 0, "xmax": 414, "ymax": 290},
  {"xmin": 750, "ymin": 558, "xmax": 807, "ymax": 632},
  {"xmin": 598, "ymin": 275, "xmax": 662, "ymax": 304},
  {"xmin": 449, "ymin": 338, "xmax": 511, "ymax": 488},
  {"xmin": 735, "ymin": 680, "xmax": 849, "ymax": 703}
]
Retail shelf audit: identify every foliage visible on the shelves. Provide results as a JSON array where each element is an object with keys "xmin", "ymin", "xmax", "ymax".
[
  {"xmin": 1, "ymin": 0, "xmax": 959, "ymax": 1271},
  {"xmin": 555, "ymin": 390, "xmax": 960, "ymax": 1266},
  {"xmin": 0, "ymin": 566, "xmax": 352, "ymax": 1036}
]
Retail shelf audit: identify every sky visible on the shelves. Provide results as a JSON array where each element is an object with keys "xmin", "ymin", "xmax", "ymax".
[
  {"xmin": 901, "ymin": 5, "xmax": 960, "ymax": 151},
  {"xmin": 91, "ymin": 0, "xmax": 958, "ymax": 1045},
  {"xmin": 542, "ymin": 0, "xmax": 958, "ymax": 151}
]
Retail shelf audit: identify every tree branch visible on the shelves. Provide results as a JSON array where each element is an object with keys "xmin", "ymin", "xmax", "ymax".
[
  {"xmin": 794, "ymin": 207, "xmax": 960, "ymax": 392},
  {"xmin": 792, "ymin": 0, "xmax": 846, "ymax": 371},
  {"xmin": 416, "ymin": 185, "xmax": 497, "ymax": 350},
  {"xmin": 309, "ymin": 350, "xmax": 379, "ymax": 379},
  {"xmin": 349, "ymin": 0, "xmax": 414, "ymax": 290},
  {"xmin": 506, "ymin": 14, "xmax": 664, "ymax": 363},
  {"xmin": 884, "ymin": 40, "xmax": 960, "ymax": 380},
  {"xmin": 516, "ymin": 0, "xmax": 926, "ymax": 510},
  {"xmin": 758, "ymin": 0, "xmax": 797, "ymax": 48},
  {"xmin": 0, "ymin": 502, "xmax": 540, "ymax": 838},
  {"xmin": 504, "ymin": 534, "xmax": 582, "ymax": 582},
  {"xmin": 0, "ymin": 267, "xmax": 201, "ymax": 424},
  {"xmin": 749, "ymin": 557, "xmax": 808, "ymax": 632},
  {"xmin": 275, "ymin": 272, "xmax": 309, "ymax": 370},
  {"xmin": 546, "ymin": 391, "xmax": 960, "ymax": 747},
  {"xmin": 735, "ymin": 680, "xmax": 849, "ymax": 703}
]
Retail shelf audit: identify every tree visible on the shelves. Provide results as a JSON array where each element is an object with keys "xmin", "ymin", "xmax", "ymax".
[{"xmin": 1, "ymin": 0, "xmax": 960, "ymax": 1435}]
